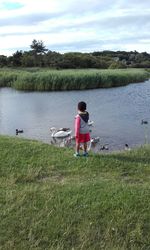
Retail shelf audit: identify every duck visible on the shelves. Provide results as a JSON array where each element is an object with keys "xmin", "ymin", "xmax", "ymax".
[
  {"xmin": 16, "ymin": 129, "xmax": 24, "ymax": 135},
  {"xmin": 141, "ymin": 120, "xmax": 148, "ymax": 125},
  {"xmin": 50, "ymin": 127, "xmax": 72, "ymax": 138},
  {"xmin": 100, "ymin": 145, "xmax": 109, "ymax": 150}
]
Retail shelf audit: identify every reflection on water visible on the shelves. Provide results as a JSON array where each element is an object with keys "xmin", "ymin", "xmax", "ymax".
[{"xmin": 0, "ymin": 80, "xmax": 150, "ymax": 151}]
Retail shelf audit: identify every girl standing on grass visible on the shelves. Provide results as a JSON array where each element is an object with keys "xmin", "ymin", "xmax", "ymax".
[{"xmin": 74, "ymin": 101, "xmax": 90, "ymax": 157}]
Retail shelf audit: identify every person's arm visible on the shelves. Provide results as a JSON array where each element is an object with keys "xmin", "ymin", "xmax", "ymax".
[{"xmin": 75, "ymin": 115, "xmax": 80, "ymax": 141}]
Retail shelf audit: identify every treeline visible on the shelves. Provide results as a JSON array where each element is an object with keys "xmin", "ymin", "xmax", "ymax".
[{"xmin": 1, "ymin": 40, "xmax": 150, "ymax": 69}]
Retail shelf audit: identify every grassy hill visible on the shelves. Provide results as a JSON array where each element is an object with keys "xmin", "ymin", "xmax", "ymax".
[{"xmin": 0, "ymin": 135, "xmax": 150, "ymax": 249}]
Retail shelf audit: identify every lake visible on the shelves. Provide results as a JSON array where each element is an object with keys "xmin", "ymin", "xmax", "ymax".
[{"xmin": 0, "ymin": 80, "xmax": 150, "ymax": 151}]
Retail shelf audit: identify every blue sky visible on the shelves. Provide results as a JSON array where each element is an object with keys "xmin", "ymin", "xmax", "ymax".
[{"xmin": 0, "ymin": 0, "xmax": 150, "ymax": 55}]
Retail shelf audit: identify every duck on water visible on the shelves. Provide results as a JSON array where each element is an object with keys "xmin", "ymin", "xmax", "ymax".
[{"xmin": 16, "ymin": 129, "xmax": 24, "ymax": 135}]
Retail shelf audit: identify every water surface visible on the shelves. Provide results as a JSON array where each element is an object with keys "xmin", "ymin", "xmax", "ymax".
[{"xmin": 0, "ymin": 80, "xmax": 150, "ymax": 151}]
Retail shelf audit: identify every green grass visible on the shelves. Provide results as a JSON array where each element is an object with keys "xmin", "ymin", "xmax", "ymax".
[
  {"xmin": 0, "ymin": 135, "xmax": 150, "ymax": 249},
  {"xmin": 0, "ymin": 68, "xmax": 149, "ymax": 91}
]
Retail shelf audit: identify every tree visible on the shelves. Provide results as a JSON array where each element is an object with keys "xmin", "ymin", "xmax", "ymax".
[
  {"xmin": 44, "ymin": 50, "xmax": 62, "ymax": 68},
  {"xmin": 30, "ymin": 39, "xmax": 48, "ymax": 55},
  {"xmin": 30, "ymin": 39, "xmax": 48, "ymax": 67},
  {"xmin": 11, "ymin": 50, "xmax": 23, "ymax": 66},
  {"xmin": 21, "ymin": 51, "xmax": 35, "ymax": 67},
  {"xmin": 109, "ymin": 61, "xmax": 127, "ymax": 69},
  {"xmin": 0, "ymin": 55, "xmax": 7, "ymax": 67}
]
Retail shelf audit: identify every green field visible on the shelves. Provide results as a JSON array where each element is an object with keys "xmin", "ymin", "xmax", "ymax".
[
  {"xmin": 0, "ymin": 68, "xmax": 149, "ymax": 91},
  {"xmin": 0, "ymin": 135, "xmax": 150, "ymax": 249}
]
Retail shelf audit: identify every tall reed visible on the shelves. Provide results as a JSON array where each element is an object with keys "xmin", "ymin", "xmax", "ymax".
[
  {"xmin": 0, "ymin": 71, "xmax": 18, "ymax": 87},
  {"xmin": 0, "ymin": 68, "xmax": 149, "ymax": 91}
]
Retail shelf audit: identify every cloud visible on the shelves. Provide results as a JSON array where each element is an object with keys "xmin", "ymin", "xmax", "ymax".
[
  {"xmin": 0, "ymin": 0, "xmax": 150, "ymax": 55},
  {"xmin": 0, "ymin": 12, "xmax": 63, "ymax": 26}
]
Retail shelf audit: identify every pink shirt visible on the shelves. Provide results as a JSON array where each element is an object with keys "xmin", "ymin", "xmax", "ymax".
[
  {"xmin": 75, "ymin": 115, "xmax": 80, "ymax": 138},
  {"xmin": 74, "ymin": 114, "xmax": 90, "ymax": 143}
]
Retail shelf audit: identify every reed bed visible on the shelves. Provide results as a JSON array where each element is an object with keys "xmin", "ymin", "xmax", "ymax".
[
  {"xmin": 0, "ymin": 68, "xmax": 149, "ymax": 91},
  {"xmin": 0, "ymin": 71, "xmax": 18, "ymax": 87}
]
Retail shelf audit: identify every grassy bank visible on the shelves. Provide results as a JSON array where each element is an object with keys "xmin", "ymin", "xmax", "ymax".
[
  {"xmin": 0, "ymin": 135, "xmax": 150, "ymax": 249},
  {"xmin": 0, "ymin": 68, "xmax": 149, "ymax": 91}
]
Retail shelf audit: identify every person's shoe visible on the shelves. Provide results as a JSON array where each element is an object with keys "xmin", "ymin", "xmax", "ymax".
[
  {"xmin": 74, "ymin": 152, "xmax": 80, "ymax": 157},
  {"xmin": 83, "ymin": 152, "xmax": 88, "ymax": 157}
]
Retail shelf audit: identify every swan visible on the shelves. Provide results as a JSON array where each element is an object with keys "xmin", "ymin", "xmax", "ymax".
[
  {"xmin": 91, "ymin": 137, "xmax": 100, "ymax": 143},
  {"xmin": 88, "ymin": 120, "xmax": 94, "ymax": 126},
  {"xmin": 50, "ymin": 127, "xmax": 72, "ymax": 138},
  {"xmin": 124, "ymin": 144, "xmax": 131, "ymax": 151},
  {"xmin": 87, "ymin": 137, "xmax": 100, "ymax": 151}
]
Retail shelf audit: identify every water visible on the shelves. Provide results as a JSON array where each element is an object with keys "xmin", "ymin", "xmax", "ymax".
[{"xmin": 0, "ymin": 80, "xmax": 150, "ymax": 151}]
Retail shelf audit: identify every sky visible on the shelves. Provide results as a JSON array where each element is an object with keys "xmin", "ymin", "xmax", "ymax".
[{"xmin": 0, "ymin": 0, "xmax": 150, "ymax": 56}]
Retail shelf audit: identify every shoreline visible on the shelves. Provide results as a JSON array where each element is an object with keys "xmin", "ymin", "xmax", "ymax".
[{"xmin": 0, "ymin": 134, "xmax": 148, "ymax": 154}]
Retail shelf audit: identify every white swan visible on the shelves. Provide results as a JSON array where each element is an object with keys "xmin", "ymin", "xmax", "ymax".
[
  {"xmin": 50, "ymin": 127, "xmax": 72, "ymax": 138},
  {"xmin": 91, "ymin": 137, "xmax": 100, "ymax": 143},
  {"xmin": 88, "ymin": 120, "xmax": 94, "ymax": 126}
]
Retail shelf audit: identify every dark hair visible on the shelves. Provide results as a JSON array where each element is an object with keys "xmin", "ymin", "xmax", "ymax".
[{"xmin": 78, "ymin": 101, "xmax": 87, "ymax": 112}]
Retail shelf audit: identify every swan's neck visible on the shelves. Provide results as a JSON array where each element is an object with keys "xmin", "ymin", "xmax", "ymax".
[{"xmin": 51, "ymin": 129, "xmax": 56, "ymax": 137}]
